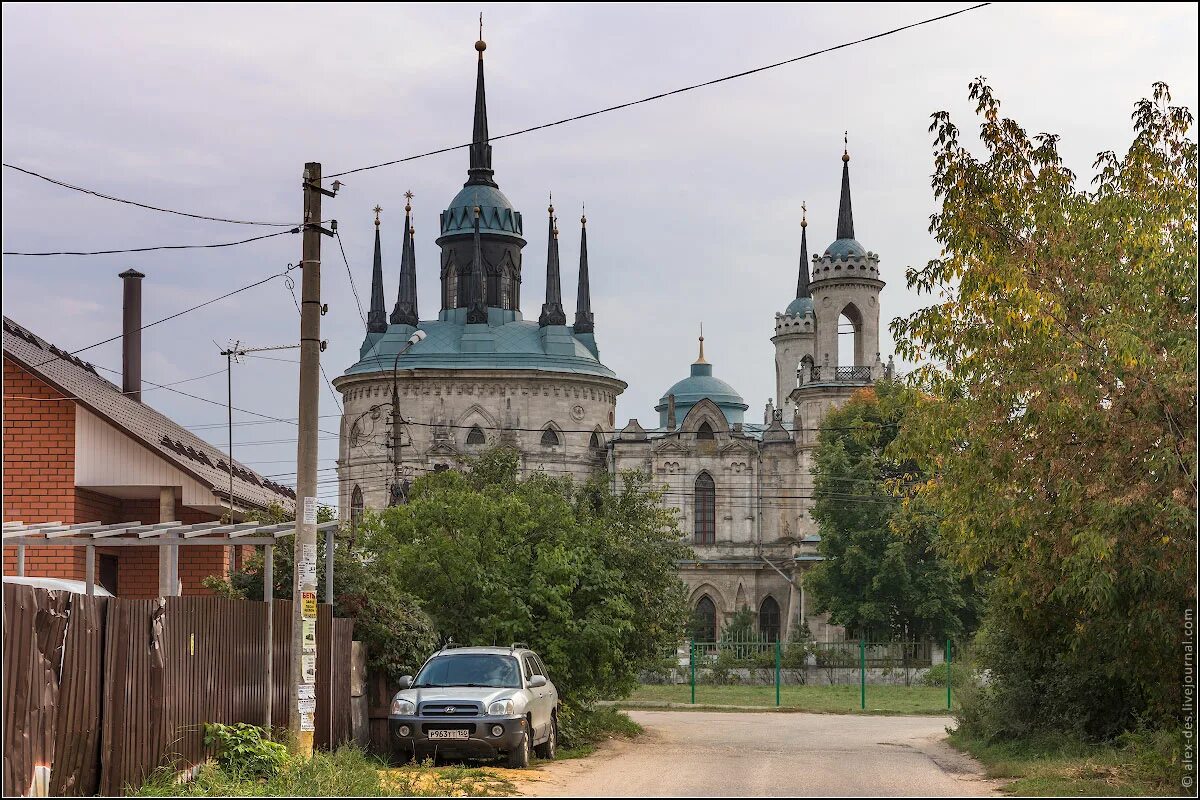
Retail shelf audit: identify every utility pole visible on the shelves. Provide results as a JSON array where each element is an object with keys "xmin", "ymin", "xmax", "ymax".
[
  {"xmin": 291, "ymin": 162, "xmax": 336, "ymax": 755},
  {"xmin": 219, "ymin": 341, "xmax": 243, "ymax": 524}
]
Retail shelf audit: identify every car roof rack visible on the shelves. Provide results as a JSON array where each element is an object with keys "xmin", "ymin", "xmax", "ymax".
[
  {"xmin": 439, "ymin": 639, "xmax": 465, "ymax": 652},
  {"xmin": 510, "ymin": 641, "xmax": 529, "ymax": 651}
]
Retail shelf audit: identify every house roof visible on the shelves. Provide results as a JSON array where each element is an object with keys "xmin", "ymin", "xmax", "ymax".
[{"xmin": 2, "ymin": 316, "xmax": 296, "ymax": 513}]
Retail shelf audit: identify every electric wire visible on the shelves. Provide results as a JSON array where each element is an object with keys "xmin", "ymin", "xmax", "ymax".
[{"xmin": 2, "ymin": 227, "xmax": 299, "ymax": 257}]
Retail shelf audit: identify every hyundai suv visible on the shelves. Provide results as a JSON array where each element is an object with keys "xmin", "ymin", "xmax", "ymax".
[{"xmin": 389, "ymin": 645, "xmax": 559, "ymax": 768}]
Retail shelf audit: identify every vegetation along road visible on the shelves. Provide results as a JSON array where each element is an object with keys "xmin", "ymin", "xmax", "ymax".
[{"xmin": 514, "ymin": 710, "xmax": 1000, "ymax": 797}]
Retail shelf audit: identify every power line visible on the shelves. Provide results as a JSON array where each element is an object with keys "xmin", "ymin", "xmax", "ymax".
[
  {"xmin": 3, "ymin": 226, "xmax": 299, "ymax": 257},
  {"xmin": 325, "ymin": 3, "xmax": 991, "ymax": 179},
  {"xmin": 284, "ymin": 274, "xmax": 344, "ymax": 413},
  {"xmin": 24, "ymin": 265, "xmax": 299, "ymax": 369},
  {"xmin": 2, "ymin": 366, "xmax": 225, "ymax": 401},
  {"xmin": 334, "ymin": 231, "xmax": 368, "ymax": 328},
  {"xmin": 1, "ymin": 162, "xmax": 298, "ymax": 227}
]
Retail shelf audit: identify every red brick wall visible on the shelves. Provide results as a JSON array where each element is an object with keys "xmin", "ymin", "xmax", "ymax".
[{"xmin": 3, "ymin": 357, "xmax": 237, "ymax": 596}]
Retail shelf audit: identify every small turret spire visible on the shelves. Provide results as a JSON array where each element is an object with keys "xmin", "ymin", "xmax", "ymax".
[
  {"xmin": 539, "ymin": 195, "xmax": 566, "ymax": 327},
  {"xmin": 367, "ymin": 206, "xmax": 388, "ymax": 333},
  {"xmin": 466, "ymin": 206, "xmax": 488, "ymax": 323},
  {"xmin": 467, "ymin": 16, "xmax": 495, "ymax": 188},
  {"xmin": 391, "ymin": 191, "xmax": 419, "ymax": 326},
  {"xmin": 796, "ymin": 201, "xmax": 811, "ymax": 299},
  {"xmin": 574, "ymin": 204, "xmax": 594, "ymax": 333},
  {"xmin": 837, "ymin": 133, "xmax": 855, "ymax": 240},
  {"xmin": 695, "ymin": 323, "xmax": 708, "ymax": 365}
]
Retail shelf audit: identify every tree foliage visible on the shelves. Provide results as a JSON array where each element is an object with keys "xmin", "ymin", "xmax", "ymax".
[
  {"xmin": 891, "ymin": 80, "xmax": 1196, "ymax": 736},
  {"xmin": 366, "ymin": 448, "xmax": 692, "ymax": 705},
  {"xmin": 804, "ymin": 381, "xmax": 982, "ymax": 641}
]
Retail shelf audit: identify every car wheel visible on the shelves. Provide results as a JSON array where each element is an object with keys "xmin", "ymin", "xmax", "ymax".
[
  {"xmin": 391, "ymin": 745, "xmax": 412, "ymax": 767},
  {"xmin": 507, "ymin": 728, "xmax": 531, "ymax": 769},
  {"xmin": 535, "ymin": 713, "xmax": 558, "ymax": 760}
]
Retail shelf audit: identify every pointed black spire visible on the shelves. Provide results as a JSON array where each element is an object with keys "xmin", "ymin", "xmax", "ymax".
[
  {"xmin": 539, "ymin": 197, "xmax": 566, "ymax": 327},
  {"xmin": 796, "ymin": 202, "xmax": 811, "ymax": 299},
  {"xmin": 836, "ymin": 135, "xmax": 855, "ymax": 240},
  {"xmin": 367, "ymin": 206, "xmax": 388, "ymax": 333},
  {"xmin": 574, "ymin": 207, "xmax": 594, "ymax": 333},
  {"xmin": 466, "ymin": 16, "xmax": 496, "ymax": 188},
  {"xmin": 391, "ymin": 192, "xmax": 419, "ymax": 326},
  {"xmin": 466, "ymin": 205, "xmax": 488, "ymax": 324}
]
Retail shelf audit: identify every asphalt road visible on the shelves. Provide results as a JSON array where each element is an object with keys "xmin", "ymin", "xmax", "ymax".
[{"xmin": 516, "ymin": 710, "xmax": 1000, "ymax": 797}]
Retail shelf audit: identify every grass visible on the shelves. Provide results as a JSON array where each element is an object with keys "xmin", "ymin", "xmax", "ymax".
[
  {"xmin": 621, "ymin": 683, "xmax": 953, "ymax": 714},
  {"xmin": 131, "ymin": 745, "xmax": 513, "ymax": 797},
  {"xmin": 948, "ymin": 728, "xmax": 1186, "ymax": 796}
]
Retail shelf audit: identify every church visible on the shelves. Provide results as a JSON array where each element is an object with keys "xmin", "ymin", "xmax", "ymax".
[{"xmin": 334, "ymin": 33, "xmax": 893, "ymax": 643}]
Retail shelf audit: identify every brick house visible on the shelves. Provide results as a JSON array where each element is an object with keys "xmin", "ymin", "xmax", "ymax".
[{"xmin": 2, "ymin": 304, "xmax": 296, "ymax": 597}]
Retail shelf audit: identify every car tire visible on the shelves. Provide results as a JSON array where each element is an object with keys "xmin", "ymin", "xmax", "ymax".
[
  {"xmin": 535, "ymin": 713, "xmax": 558, "ymax": 760},
  {"xmin": 391, "ymin": 745, "xmax": 412, "ymax": 767},
  {"xmin": 507, "ymin": 728, "xmax": 531, "ymax": 769}
]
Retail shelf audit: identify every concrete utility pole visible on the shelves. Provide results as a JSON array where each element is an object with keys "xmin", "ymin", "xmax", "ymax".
[{"xmin": 291, "ymin": 162, "xmax": 336, "ymax": 755}]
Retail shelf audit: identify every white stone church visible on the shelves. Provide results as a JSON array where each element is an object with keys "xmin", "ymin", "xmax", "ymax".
[{"xmin": 333, "ymin": 35, "xmax": 893, "ymax": 643}]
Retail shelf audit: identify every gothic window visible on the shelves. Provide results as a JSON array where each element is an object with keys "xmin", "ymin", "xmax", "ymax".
[
  {"xmin": 348, "ymin": 421, "xmax": 360, "ymax": 449},
  {"xmin": 697, "ymin": 421, "xmax": 715, "ymax": 441},
  {"xmin": 759, "ymin": 596, "xmax": 781, "ymax": 642},
  {"xmin": 540, "ymin": 427, "xmax": 561, "ymax": 447},
  {"xmin": 466, "ymin": 425, "xmax": 486, "ymax": 446},
  {"xmin": 445, "ymin": 265, "xmax": 458, "ymax": 308},
  {"xmin": 694, "ymin": 471, "xmax": 716, "ymax": 545},
  {"xmin": 588, "ymin": 431, "xmax": 601, "ymax": 450},
  {"xmin": 500, "ymin": 271, "xmax": 513, "ymax": 310},
  {"xmin": 350, "ymin": 485, "xmax": 364, "ymax": 526},
  {"xmin": 487, "ymin": 272, "xmax": 500, "ymax": 306},
  {"xmin": 692, "ymin": 595, "xmax": 717, "ymax": 642}
]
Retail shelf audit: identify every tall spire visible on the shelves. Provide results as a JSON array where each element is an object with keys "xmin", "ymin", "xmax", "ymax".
[
  {"xmin": 539, "ymin": 196, "xmax": 566, "ymax": 327},
  {"xmin": 574, "ymin": 206, "xmax": 594, "ymax": 333},
  {"xmin": 796, "ymin": 201, "xmax": 811, "ymax": 299},
  {"xmin": 466, "ymin": 205, "xmax": 488, "ymax": 323},
  {"xmin": 467, "ymin": 14, "xmax": 496, "ymax": 187},
  {"xmin": 695, "ymin": 323, "xmax": 708, "ymax": 364},
  {"xmin": 367, "ymin": 205, "xmax": 388, "ymax": 333},
  {"xmin": 391, "ymin": 192, "xmax": 419, "ymax": 326},
  {"xmin": 836, "ymin": 133, "xmax": 855, "ymax": 240}
]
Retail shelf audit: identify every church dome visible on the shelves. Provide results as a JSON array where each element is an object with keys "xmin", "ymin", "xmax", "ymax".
[
  {"xmin": 824, "ymin": 237, "xmax": 867, "ymax": 259},
  {"xmin": 655, "ymin": 340, "xmax": 748, "ymax": 426},
  {"xmin": 784, "ymin": 296, "xmax": 814, "ymax": 316},
  {"xmin": 439, "ymin": 183, "xmax": 524, "ymax": 241}
]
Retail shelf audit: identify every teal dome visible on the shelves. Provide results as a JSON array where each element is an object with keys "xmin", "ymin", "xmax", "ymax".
[
  {"xmin": 440, "ymin": 184, "xmax": 524, "ymax": 241},
  {"xmin": 824, "ymin": 237, "xmax": 867, "ymax": 258},
  {"xmin": 785, "ymin": 296, "xmax": 814, "ymax": 316},
  {"xmin": 656, "ymin": 361, "xmax": 748, "ymax": 427},
  {"xmin": 344, "ymin": 308, "xmax": 618, "ymax": 381}
]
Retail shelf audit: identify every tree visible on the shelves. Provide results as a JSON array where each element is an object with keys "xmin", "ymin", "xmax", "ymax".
[
  {"xmin": 891, "ymin": 80, "xmax": 1196, "ymax": 737},
  {"xmin": 804, "ymin": 381, "xmax": 982, "ymax": 642},
  {"xmin": 366, "ymin": 447, "xmax": 692, "ymax": 705}
]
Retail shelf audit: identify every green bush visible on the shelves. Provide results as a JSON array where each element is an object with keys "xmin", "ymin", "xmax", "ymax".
[
  {"xmin": 918, "ymin": 661, "xmax": 973, "ymax": 688},
  {"xmin": 201, "ymin": 723, "xmax": 288, "ymax": 779},
  {"xmin": 557, "ymin": 704, "xmax": 642, "ymax": 750}
]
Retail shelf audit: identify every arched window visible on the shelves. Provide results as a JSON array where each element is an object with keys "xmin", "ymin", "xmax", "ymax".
[
  {"xmin": 348, "ymin": 421, "xmax": 360, "ymax": 449},
  {"xmin": 588, "ymin": 431, "xmax": 601, "ymax": 450},
  {"xmin": 799, "ymin": 354, "xmax": 814, "ymax": 384},
  {"xmin": 693, "ymin": 595, "xmax": 717, "ymax": 643},
  {"xmin": 694, "ymin": 472, "xmax": 716, "ymax": 545},
  {"xmin": 839, "ymin": 303, "xmax": 865, "ymax": 367},
  {"xmin": 540, "ymin": 427, "xmax": 561, "ymax": 447},
  {"xmin": 466, "ymin": 425, "xmax": 486, "ymax": 446},
  {"xmin": 697, "ymin": 421, "xmax": 715, "ymax": 440},
  {"xmin": 445, "ymin": 264, "xmax": 458, "ymax": 308},
  {"xmin": 350, "ymin": 485, "xmax": 364, "ymax": 526},
  {"xmin": 759, "ymin": 596, "xmax": 781, "ymax": 642}
]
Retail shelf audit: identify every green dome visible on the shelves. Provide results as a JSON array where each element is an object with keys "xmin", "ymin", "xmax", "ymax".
[
  {"xmin": 785, "ymin": 296, "xmax": 814, "ymax": 316},
  {"xmin": 656, "ymin": 361, "xmax": 747, "ymax": 426},
  {"xmin": 439, "ymin": 184, "xmax": 524, "ymax": 241},
  {"xmin": 824, "ymin": 237, "xmax": 867, "ymax": 258}
]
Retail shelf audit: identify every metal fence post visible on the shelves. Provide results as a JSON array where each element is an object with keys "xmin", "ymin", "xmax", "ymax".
[
  {"xmin": 859, "ymin": 638, "xmax": 866, "ymax": 710},
  {"xmin": 689, "ymin": 639, "xmax": 696, "ymax": 705},
  {"xmin": 946, "ymin": 638, "xmax": 952, "ymax": 711},
  {"xmin": 775, "ymin": 638, "xmax": 781, "ymax": 707}
]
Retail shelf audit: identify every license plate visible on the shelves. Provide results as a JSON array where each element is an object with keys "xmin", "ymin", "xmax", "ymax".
[{"xmin": 428, "ymin": 729, "xmax": 469, "ymax": 740}]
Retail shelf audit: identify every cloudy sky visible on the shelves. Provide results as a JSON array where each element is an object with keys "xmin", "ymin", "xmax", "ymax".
[{"xmin": 3, "ymin": 2, "xmax": 1196, "ymax": 506}]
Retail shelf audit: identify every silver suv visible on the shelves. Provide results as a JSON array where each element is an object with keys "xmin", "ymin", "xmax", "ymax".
[{"xmin": 389, "ymin": 644, "xmax": 559, "ymax": 768}]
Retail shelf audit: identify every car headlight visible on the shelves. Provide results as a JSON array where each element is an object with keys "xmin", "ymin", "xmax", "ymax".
[
  {"xmin": 487, "ymin": 699, "xmax": 515, "ymax": 716},
  {"xmin": 391, "ymin": 697, "xmax": 416, "ymax": 716}
]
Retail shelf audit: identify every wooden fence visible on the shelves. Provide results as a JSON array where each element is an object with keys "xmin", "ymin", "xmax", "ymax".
[{"xmin": 2, "ymin": 584, "xmax": 353, "ymax": 796}]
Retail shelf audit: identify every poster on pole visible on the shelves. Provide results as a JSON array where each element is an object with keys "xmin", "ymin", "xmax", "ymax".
[
  {"xmin": 297, "ymin": 683, "xmax": 315, "ymax": 701},
  {"xmin": 299, "ymin": 543, "xmax": 317, "ymax": 586},
  {"xmin": 303, "ymin": 496, "xmax": 318, "ymax": 525},
  {"xmin": 302, "ymin": 653, "xmax": 317, "ymax": 683},
  {"xmin": 301, "ymin": 590, "xmax": 317, "ymax": 619},
  {"xmin": 302, "ymin": 618, "xmax": 316, "ymax": 653},
  {"xmin": 300, "ymin": 711, "xmax": 315, "ymax": 732}
]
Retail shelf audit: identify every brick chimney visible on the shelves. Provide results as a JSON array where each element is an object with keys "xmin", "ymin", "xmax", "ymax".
[{"xmin": 119, "ymin": 269, "xmax": 145, "ymax": 401}]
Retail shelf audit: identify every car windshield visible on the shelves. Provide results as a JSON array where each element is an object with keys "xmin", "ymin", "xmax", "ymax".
[{"xmin": 413, "ymin": 654, "xmax": 522, "ymax": 689}]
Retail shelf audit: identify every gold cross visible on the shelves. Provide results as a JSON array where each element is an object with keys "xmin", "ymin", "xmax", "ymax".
[{"xmin": 373, "ymin": 205, "xmax": 382, "ymax": 226}]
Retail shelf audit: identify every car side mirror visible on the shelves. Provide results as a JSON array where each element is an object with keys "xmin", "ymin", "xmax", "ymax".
[
  {"xmin": 528, "ymin": 675, "xmax": 547, "ymax": 688},
  {"xmin": 398, "ymin": 675, "xmax": 413, "ymax": 689}
]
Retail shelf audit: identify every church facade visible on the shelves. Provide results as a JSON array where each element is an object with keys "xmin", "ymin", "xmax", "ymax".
[{"xmin": 334, "ymin": 35, "xmax": 892, "ymax": 643}]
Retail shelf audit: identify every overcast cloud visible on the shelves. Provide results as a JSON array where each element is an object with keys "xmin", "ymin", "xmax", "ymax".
[{"xmin": 3, "ymin": 2, "xmax": 1196, "ymax": 505}]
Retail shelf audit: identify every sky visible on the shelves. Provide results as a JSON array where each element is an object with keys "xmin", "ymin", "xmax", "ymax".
[{"xmin": 3, "ymin": 2, "xmax": 1196, "ymax": 507}]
